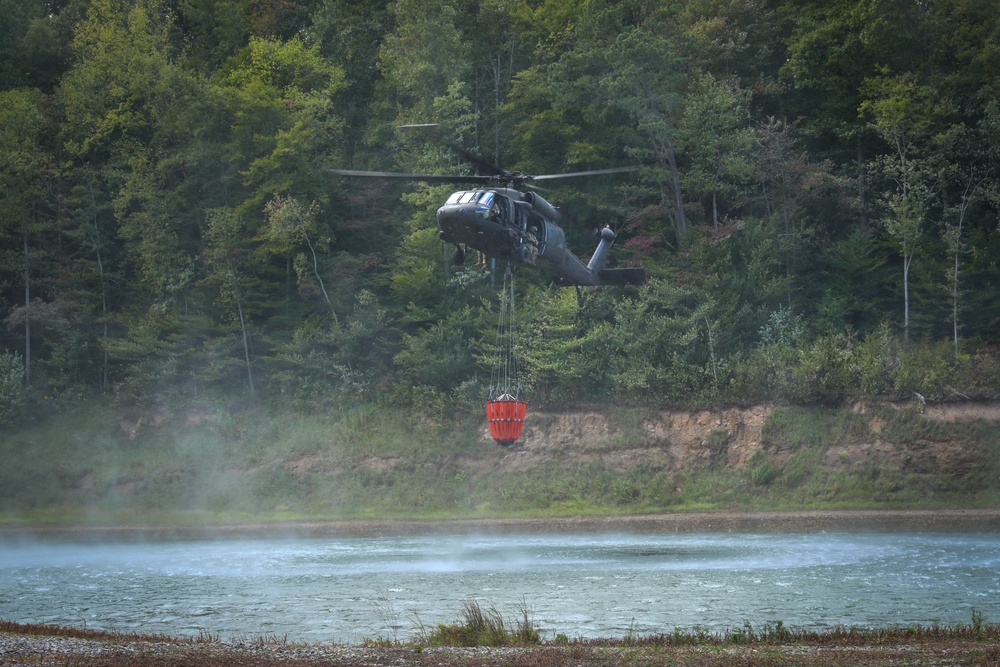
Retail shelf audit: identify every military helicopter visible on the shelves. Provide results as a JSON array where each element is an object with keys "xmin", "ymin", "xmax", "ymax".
[{"xmin": 330, "ymin": 146, "xmax": 646, "ymax": 286}]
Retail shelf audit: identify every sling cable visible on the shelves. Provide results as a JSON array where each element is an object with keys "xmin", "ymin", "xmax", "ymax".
[{"xmin": 486, "ymin": 266, "xmax": 526, "ymax": 446}]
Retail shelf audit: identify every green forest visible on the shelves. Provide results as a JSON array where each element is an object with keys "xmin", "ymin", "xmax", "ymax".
[{"xmin": 2, "ymin": 0, "xmax": 999, "ymax": 425}]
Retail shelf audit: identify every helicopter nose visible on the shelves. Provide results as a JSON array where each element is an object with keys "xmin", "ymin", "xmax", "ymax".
[{"xmin": 437, "ymin": 203, "xmax": 488, "ymax": 225}]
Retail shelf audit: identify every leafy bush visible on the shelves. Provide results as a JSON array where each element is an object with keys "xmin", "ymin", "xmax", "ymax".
[
  {"xmin": 853, "ymin": 322, "xmax": 900, "ymax": 395},
  {"xmin": 792, "ymin": 332, "xmax": 857, "ymax": 403},
  {"xmin": 728, "ymin": 342, "xmax": 800, "ymax": 403},
  {"xmin": 894, "ymin": 339, "xmax": 960, "ymax": 400}
]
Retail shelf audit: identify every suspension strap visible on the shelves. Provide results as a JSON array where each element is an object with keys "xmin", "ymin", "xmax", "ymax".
[{"xmin": 490, "ymin": 265, "xmax": 520, "ymax": 398}]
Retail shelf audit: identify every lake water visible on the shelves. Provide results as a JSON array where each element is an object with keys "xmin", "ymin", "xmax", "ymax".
[{"xmin": 1, "ymin": 532, "xmax": 998, "ymax": 643}]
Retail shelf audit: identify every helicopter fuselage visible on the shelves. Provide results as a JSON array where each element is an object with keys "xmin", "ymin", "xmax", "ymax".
[{"xmin": 436, "ymin": 188, "xmax": 644, "ymax": 286}]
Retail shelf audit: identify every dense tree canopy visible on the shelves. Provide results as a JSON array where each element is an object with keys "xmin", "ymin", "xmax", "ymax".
[{"xmin": 1, "ymin": 0, "xmax": 998, "ymax": 422}]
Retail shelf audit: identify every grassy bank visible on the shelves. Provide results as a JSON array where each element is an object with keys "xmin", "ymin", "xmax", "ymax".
[{"xmin": 1, "ymin": 400, "xmax": 998, "ymax": 525}]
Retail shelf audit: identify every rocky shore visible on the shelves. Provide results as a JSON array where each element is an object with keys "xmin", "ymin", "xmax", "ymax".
[{"xmin": 2, "ymin": 627, "xmax": 999, "ymax": 667}]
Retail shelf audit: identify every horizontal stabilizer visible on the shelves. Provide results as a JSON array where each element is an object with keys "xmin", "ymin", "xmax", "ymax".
[{"xmin": 598, "ymin": 267, "xmax": 646, "ymax": 285}]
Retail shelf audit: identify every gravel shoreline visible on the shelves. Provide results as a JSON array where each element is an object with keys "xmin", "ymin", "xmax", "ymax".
[
  {"xmin": 3, "ymin": 508, "xmax": 1000, "ymax": 541},
  {"xmin": 0, "ymin": 633, "xmax": 488, "ymax": 666},
  {"xmin": 3, "ymin": 630, "xmax": 999, "ymax": 667}
]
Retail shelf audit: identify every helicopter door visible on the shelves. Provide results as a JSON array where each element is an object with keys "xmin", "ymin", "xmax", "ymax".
[{"xmin": 538, "ymin": 220, "xmax": 565, "ymax": 263}]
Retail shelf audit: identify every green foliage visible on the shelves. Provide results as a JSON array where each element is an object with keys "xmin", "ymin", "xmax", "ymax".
[
  {"xmin": 853, "ymin": 322, "xmax": 900, "ymax": 395},
  {"xmin": 604, "ymin": 279, "xmax": 714, "ymax": 399},
  {"xmin": 679, "ymin": 72, "xmax": 754, "ymax": 228},
  {"xmin": 0, "ymin": 0, "xmax": 999, "ymax": 415},
  {"xmin": 377, "ymin": 0, "xmax": 470, "ymax": 115},
  {"xmin": 517, "ymin": 286, "xmax": 593, "ymax": 400},
  {"xmin": 265, "ymin": 318, "xmax": 352, "ymax": 408},
  {"xmin": 894, "ymin": 339, "xmax": 967, "ymax": 400},
  {"xmin": 0, "ymin": 352, "xmax": 26, "ymax": 427},
  {"xmin": 394, "ymin": 307, "xmax": 480, "ymax": 394}
]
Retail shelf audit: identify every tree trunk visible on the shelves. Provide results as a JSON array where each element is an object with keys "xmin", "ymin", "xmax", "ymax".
[
  {"xmin": 22, "ymin": 231, "xmax": 30, "ymax": 388},
  {"xmin": 664, "ymin": 138, "xmax": 687, "ymax": 248},
  {"xmin": 903, "ymin": 251, "xmax": 911, "ymax": 343},
  {"xmin": 712, "ymin": 191, "xmax": 719, "ymax": 234},
  {"xmin": 88, "ymin": 177, "xmax": 109, "ymax": 393},
  {"xmin": 302, "ymin": 230, "xmax": 338, "ymax": 325},
  {"xmin": 228, "ymin": 259, "xmax": 255, "ymax": 397}
]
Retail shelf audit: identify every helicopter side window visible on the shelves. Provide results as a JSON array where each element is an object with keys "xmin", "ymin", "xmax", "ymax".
[
  {"xmin": 496, "ymin": 196, "xmax": 509, "ymax": 222},
  {"xmin": 478, "ymin": 192, "xmax": 494, "ymax": 207}
]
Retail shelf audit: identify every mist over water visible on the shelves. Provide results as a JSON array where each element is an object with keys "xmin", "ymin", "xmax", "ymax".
[{"xmin": 2, "ymin": 532, "xmax": 998, "ymax": 643}]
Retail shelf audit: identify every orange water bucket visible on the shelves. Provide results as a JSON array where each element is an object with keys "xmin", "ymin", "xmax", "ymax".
[{"xmin": 485, "ymin": 396, "xmax": 526, "ymax": 446}]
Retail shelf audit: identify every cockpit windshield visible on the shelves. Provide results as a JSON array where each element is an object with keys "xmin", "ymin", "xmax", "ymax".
[{"xmin": 446, "ymin": 190, "xmax": 494, "ymax": 206}]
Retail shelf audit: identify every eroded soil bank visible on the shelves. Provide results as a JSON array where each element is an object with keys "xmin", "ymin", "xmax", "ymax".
[
  {"xmin": 4, "ymin": 509, "xmax": 1000, "ymax": 542},
  {"xmin": 489, "ymin": 400, "xmax": 1000, "ymax": 474}
]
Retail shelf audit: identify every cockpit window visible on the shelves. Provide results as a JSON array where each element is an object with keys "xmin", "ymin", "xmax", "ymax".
[{"xmin": 447, "ymin": 191, "xmax": 495, "ymax": 206}]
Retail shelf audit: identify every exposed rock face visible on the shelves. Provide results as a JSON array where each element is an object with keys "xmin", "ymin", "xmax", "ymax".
[
  {"xmin": 488, "ymin": 401, "xmax": 1000, "ymax": 476},
  {"xmin": 113, "ymin": 401, "xmax": 1000, "ymax": 483}
]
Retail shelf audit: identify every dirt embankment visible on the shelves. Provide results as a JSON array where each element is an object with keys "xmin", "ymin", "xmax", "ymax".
[
  {"xmin": 112, "ymin": 400, "xmax": 1000, "ymax": 487},
  {"xmin": 483, "ymin": 400, "xmax": 1000, "ymax": 477}
]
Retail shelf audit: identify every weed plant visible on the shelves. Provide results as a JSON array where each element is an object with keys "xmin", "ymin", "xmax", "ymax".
[{"xmin": 421, "ymin": 599, "xmax": 541, "ymax": 646}]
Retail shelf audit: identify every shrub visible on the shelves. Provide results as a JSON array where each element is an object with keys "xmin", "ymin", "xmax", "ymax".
[
  {"xmin": 954, "ymin": 348, "xmax": 1000, "ymax": 394},
  {"xmin": 727, "ymin": 342, "xmax": 799, "ymax": 403},
  {"xmin": 853, "ymin": 322, "xmax": 900, "ymax": 396},
  {"xmin": 793, "ymin": 332, "xmax": 857, "ymax": 403},
  {"xmin": 894, "ymin": 340, "xmax": 958, "ymax": 400}
]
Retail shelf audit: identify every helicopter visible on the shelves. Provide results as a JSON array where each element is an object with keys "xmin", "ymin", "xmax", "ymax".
[{"xmin": 330, "ymin": 146, "xmax": 646, "ymax": 287}]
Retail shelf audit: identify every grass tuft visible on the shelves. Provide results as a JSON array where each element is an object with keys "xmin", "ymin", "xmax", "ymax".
[{"xmin": 422, "ymin": 599, "xmax": 541, "ymax": 646}]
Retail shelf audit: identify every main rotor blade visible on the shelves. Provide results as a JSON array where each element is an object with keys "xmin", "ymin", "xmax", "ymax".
[
  {"xmin": 393, "ymin": 123, "xmax": 507, "ymax": 177},
  {"xmin": 531, "ymin": 166, "xmax": 643, "ymax": 181},
  {"xmin": 523, "ymin": 182, "xmax": 557, "ymax": 193},
  {"xmin": 444, "ymin": 143, "xmax": 507, "ymax": 177},
  {"xmin": 329, "ymin": 168, "xmax": 491, "ymax": 184}
]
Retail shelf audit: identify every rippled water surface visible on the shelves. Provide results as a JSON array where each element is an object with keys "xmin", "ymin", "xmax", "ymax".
[{"xmin": 2, "ymin": 532, "xmax": 998, "ymax": 642}]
